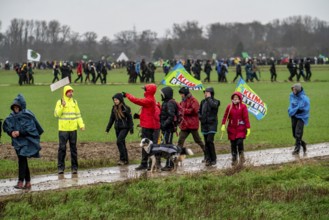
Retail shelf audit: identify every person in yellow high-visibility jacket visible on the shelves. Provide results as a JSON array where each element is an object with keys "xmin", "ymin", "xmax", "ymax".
[{"xmin": 54, "ymin": 85, "xmax": 85, "ymax": 174}]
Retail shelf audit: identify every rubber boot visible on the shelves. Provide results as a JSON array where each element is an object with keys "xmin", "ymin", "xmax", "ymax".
[
  {"xmin": 301, "ymin": 141, "xmax": 307, "ymax": 153},
  {"xmin": 14, "ymin": 181, "xmax": 24, "ymax": 189},
  {"xmin": 231, "ymin": 154, "xmax": 237, "ymax": 166},
  {"xmin": 239, "ymin": 151, "xmax": 245, "ymax": 164},
  {"xmin": 292, "ymin": 145, "xmax": 300, "ymax": 155},
  {"xmin": 161, "ymin": 159, "xmax": 173, "ymax": 171},
  {"xmin": 24, "ymin": 182, "xmax": 32, "ymax": 190}
]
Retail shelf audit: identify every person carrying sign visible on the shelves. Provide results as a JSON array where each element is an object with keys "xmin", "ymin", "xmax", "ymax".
[{"xmin": 54, "ymin": 85, "xmax": 85, "ymax": 174}]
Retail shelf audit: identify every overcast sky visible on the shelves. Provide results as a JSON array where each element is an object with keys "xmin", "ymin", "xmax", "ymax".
[{"xmin": 1, "ymin": 0, "xmax": 329, "ymax": 40}]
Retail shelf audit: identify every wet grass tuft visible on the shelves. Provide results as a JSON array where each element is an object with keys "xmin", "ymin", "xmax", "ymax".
[{"xmin": 1, "ymin": 159, "xmax": 329, "ymax": 219}]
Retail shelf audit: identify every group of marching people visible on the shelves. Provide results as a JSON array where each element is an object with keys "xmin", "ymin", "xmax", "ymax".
[
  {"xmin": 52, "ymin": 60, "xmax": 109, "ymax": 84},
  {"xmin": 107, "ymin": 83, "xmax": 251, "ymax": 170},
  {"xmin": 287, "ymin": 58, "xmax": 312, "ymax": 82},
  {"xmin": 2, "ymin": 80, "xmax": 309, "ymax": 189},
  {"xmin": 126, "ymin": 59, "xmax": 157, "ymax": 83},
  {"xmin": 14, "ymin": 63, "xmax": 35, "ymax": 85}
]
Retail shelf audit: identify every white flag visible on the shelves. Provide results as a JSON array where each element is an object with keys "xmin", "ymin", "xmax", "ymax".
[{"xmin": 27, "ymin": 49, "xmax": 41, "ymax": 62}]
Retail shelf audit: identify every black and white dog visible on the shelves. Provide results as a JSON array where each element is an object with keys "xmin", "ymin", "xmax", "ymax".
[{"xmin": 140, "ymin": 138, "xmax": 194, "ymax": 172}]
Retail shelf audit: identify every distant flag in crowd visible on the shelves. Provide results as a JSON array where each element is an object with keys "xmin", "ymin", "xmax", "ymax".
[
  {"xmin": 280, "ymin": 57, "xmax": 289, "ymax": 64},
  {"xmin": 27, "ymin": 49, "xmax": 41, "ymax": 62},
  {"xmin": 234, "ymin": 57, "xmax": 241, "ymax": 64},
  {"xmin": 319, "ymin": 54, "xmax": 328, "ymax": 62},
  {"xmin": 235, "ymin": 78, "xmax": 268, "ymax": 120},
  {"xmin": 212, "ymin": 53, "xmax": 217, "ymax": 60},
  {"xmin": 161, "ymin": 63, "xmax": 204, "ymax": 90},
  {"xmin": 241, "ymin": 52, "xmax": 250, "ymax": 59}
]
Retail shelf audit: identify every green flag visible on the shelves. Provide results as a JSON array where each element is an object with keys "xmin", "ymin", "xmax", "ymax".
[{"xmin": 160, "ymin": 63, "xmax": 204, "ymax": 90}]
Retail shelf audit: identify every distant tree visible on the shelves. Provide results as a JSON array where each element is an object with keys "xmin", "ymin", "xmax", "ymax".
[
  {"xmin": 114, "ymin": 30, "xmax": 137, "ymax": 58},
  {"xmin": 0, "ymin": 20, "xmax": 4, "ymax": 45},
  {"xmin": 137, "ymin": 30, "xmax": 157, "ymax": 58},
  {"xmin": 172, "ymin": 21, "xmax": 204, "ymax": 52},
  {"xmin": 234, "ymin": 42, "xmax": 244, "ymax": 57},
  {"xmin": 152, "ymin": 45, "xmax": 163, "ymax": 60},
  {"xmin": 83, "ymin": 32, "xmax": 98, "ymax": 60},
  {"xmin": 1, "ymin": 16, "xmax": 329, "ymax": 62},
  {"xmin": 99, "ymin": 36, "xmax": 112, "ymax": 58},
  {"xmin": 164, "ymin": 42, "xmax": 174, "ymax": 59}
]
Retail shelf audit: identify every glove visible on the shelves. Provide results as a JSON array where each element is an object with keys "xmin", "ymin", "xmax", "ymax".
[
  {"xmin": 133, "ymin": 113, "xmax": 140, "ymax": 119},
  {"xmin": 246, "ymin": 128, "xmax": 251, "ymax": 137},
  {"xmin": 130, "ymin": 128, "xmax": 134, "ymax": 134},
  {"xmin": 122, "ymin": 92, "xmax": 126, "ymax": 97},
  {"xmin": 221, "ymin": 124, "xmax": 226, "ymax": 132}
]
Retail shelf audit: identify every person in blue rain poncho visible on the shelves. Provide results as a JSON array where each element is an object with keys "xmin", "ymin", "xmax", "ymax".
[
  {"xmin": 288, "ymin": 83, "xmax": 310, "ymax": 155},
  {"xmin": 3, "ymin": 94, "xmax": 44, "ymax": 190}
]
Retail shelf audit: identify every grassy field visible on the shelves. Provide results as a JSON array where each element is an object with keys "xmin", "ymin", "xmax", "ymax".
[
  {"xmin": 0, "ymin": 159, "xmax": 328, "ymax": 219},
  {"xmin": 0, "ymin": 65, "xmax": 329, "ymax": 178},
  {"xmin": 1, "ymin": 65, "xmax": 328, "ymax": 145},
  {"xmin": 0, "ymin": 65, "xmax": 329, "ymax": 218}
]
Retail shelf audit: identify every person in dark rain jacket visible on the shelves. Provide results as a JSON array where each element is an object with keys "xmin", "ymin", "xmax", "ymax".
[
  {"xmin": 199, "ymin": 87, "xmax": 220, "ymax": 166},
  {"xmin": 3, "ymin": 94, "xmax": 44, "ymax": 190},
  {"xmin": 159, "ymin": 86, "xmax": 178, "ymax": 171},
  {"xmin": 106, "ymin": 93, "xmax": 134, "ymax": 165}
]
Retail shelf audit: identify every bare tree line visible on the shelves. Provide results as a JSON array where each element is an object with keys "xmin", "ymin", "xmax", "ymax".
[{"xmin": 0, "ymin": 15, "xmax": 328, "ymax": 63}]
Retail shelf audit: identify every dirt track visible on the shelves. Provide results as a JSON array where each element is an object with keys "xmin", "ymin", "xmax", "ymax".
[
  {"xmin": 0, "ymin": 142, "xmax": 329, "ymax": 197},
  {"xmin": 0, "ymin": 141, "xmax": 207, "ymax": 162}
]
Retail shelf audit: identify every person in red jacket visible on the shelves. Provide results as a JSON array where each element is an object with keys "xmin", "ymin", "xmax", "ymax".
[
  {"xmin": 123, "ymin": 83, "xmax": 158, "ymax": 170},
  {"xmin": 177, "ymin": 87, "xmax": 206, "ymax": 162},
  {"xmin": 74, "ymin": 61, "xmax": 83, "ymax": 83},
  {"xmin": 221, "ymin": 92, "xmax": 250, "ymax": 165}
]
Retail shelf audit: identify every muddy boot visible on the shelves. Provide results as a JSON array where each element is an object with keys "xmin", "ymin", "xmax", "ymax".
[
  {"xmin": 301, "ymin": 141, "xmax": 307, "ymax": 153},
  {"xmin": 135, "ymin": 165, "xmax": 147, "ymax": 171},
  {"xmin": 239, "ymin": 152, "xmax": 245, "ymax": 164},
  {"xmin": 24, "ymin": 182, "xmax": 32, "ymax": 190},
  {"xmin": 14, "ymin": 181, "xmax": 24, "ymax": 189},
  {"xmin": 161, "ymin": 159, "xmax": 174, "ymax": 171},
  {"xmin": 292, "ymin": 145, "xmax": 300, "ymax": 155},
  {"xmin": 231, "ymin": 155, "xmax": 237, "ymax": 166}
]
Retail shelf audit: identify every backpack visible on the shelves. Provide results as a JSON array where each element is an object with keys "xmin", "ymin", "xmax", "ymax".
[{"xmin": 169, "ymin": 99, "xmax": 183, "ymax": 128}]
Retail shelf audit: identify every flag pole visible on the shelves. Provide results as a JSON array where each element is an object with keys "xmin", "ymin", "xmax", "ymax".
[{"xmin": 220, "ymin": 103, "xmax": 232, "ymax": 140}]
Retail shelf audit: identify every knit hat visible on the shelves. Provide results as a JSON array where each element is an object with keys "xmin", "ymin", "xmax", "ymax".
[
  {"xmin": 179, "ymin": 87, "xmax": 190, "ymax": 96},
  {"xmin": 291, "ymin": 83, "xmax": 302, "ymax": 93},
  {"xmin": 205, "ymin": 87, "xmax": 214, "ymax": 96},
  {"xmin": 112, "ymin": 93, "xmax": 124, "ymax": 103}
]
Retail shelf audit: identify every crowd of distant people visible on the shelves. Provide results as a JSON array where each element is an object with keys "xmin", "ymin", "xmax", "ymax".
[{"xmin": 1, "ymin": 56, "xmax": 324, "ymax": 86}]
